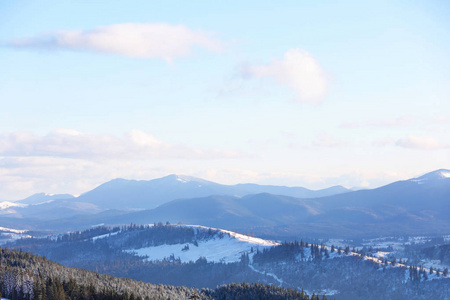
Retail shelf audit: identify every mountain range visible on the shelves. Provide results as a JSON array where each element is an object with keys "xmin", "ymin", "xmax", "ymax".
[
  {"xmin": 1, "ymin": 169, "xmax": 449, "ymax": 238},
  {"xmin": 67, "ymin": 174, "xmax": 350, "ymax": 210},
  {"xmin": 1, "ymin": 174, "xmax": 349, "ymax": 218}
]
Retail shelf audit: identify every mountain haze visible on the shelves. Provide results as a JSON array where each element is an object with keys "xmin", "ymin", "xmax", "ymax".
[
  {"xmin": 17, "ymin": 192, "xmax": 75, "ymax": 205},
  {"xmin": 73, "ymin": 174, "xmax": 350, "ymax": 210},
  {"xmin": 107, "ymin": 169, "xmax": 450, "ymax": 238},
  {"xmin": 0, "ymin": 169, "xmax": 449, "ymax": 238}
]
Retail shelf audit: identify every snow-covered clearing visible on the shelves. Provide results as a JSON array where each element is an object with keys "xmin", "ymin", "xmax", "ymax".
[
  {"xmin": 361, "ymin": 236, "xmax": 437, "ymax": 251},
  {"xmin": 91, "ymin": 231, "xmax": 120, "ymax": 241},
  {"xmin": 418, "ymin": 259, "xmax": 450, "ymax": 273},
  {"xmin": 371, "ymin": 251, "xmax": 390, "ymax": 258},
  {"xmin": 125, "ymin": 230, "xmax": 276, "ymax": 263}
]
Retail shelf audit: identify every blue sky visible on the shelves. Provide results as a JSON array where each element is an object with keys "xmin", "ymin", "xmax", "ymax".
[{"xmin": 0, "ymin": 0, "xmax": 449, "ymax": 199}]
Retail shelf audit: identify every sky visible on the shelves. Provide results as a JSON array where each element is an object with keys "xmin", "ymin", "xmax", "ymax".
[{"xmin": 0, "ymin": 0, "xmax": 449, "ymax": 200}]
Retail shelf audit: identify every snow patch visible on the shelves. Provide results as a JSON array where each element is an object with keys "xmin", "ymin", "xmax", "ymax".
[
  {"xmin": 303, "ymin": 289, "xmax": 338, "ymax": 297},
  {"xmin": 176, "ymin": 177, "xmax": 188, "ymax": 183},
  {"xmin": 32, "ymin": 199, "xmax": 55, "ymax": 205},
  {"xmin": 410, "ymin": 179, "xmax": 426, "ymax": 184},
  {"xmin": 372, "ymin": 251, "xmax": 390, "ymax": 258},
  {"xmin": 0, "ymin": 201, "xmax": 27, "ymax": 210},
  {"xmin": 440, "ymin": 171, "xmax": 450, "ymax": 178},
  {"xmin": 91, "ymin": 231, "xmax": 120, "ymax": 241},
  {"xmin": 0, "ymin": 226, "xmax": 27, "ymax": 234}
]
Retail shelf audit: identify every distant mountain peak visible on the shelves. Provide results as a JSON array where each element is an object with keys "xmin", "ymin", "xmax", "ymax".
[
  {"xmin": 410, "ymin": 169, "xmax": 450, "ymax": 183},
  {"xmin": 164, "ymin": 174, "xmax": 214, "ymax": 184},
  {"xmin": 436, "ymin": 169, "xmax": 450, "ymax": 178},
  {"xmin": 166, "ymin": 174, "xmax": 194, "ymax": 183},
  {"xmin": 17, "ymin": 192, "xmax": 74, "ymax": 205}
]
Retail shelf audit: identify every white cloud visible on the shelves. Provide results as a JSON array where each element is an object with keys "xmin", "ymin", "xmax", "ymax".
[
  {"xmin": 9, "ymin": 23, "xmax": 224, "ymax": 62},
  {"xmin": 0, "ymin": 129, "xmax": 242, "ymax": 160},
  {"xmin": 240, "ymin": 49, "xmax": 328, "ymax": 103},
  {"xmin": 341, "ymin": 114, "xmax": 450, "ymax": 130},
  {"xmin": 312, "ymin": 134, "xmax": 347, "ymax": 148},
  {"xmin": 372, "ymin": 138, "xmax": 396, "ymax": 147},
  {"xmin": 0, "ymin": 129, "xmax": 245, "ymax": 200},
  {"xmin": 432, "ymin": 115, "xmax": 450, "ymax": 124},
  {"xmin": 395, "ymin": 135, "xmax": 445, "ymax": 150},
  {"xmin": 341, "ymin": 115, "xmax": 415, "ymax": 129}
]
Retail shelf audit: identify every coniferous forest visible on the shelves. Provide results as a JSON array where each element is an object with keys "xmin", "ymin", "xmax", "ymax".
[
  {"xmin": 4, "ymin": 224, "xmax": 450, "ymax": 299},
  {"xmin": 0, "ymin": 246, "xmax": 324, "ymax": 300}
]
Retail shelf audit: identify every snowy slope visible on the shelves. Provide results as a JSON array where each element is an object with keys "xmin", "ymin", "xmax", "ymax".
[
  {"xmin": 183, "ymin": 224, "xmax": 278, "ymax": 246},
  {"xmin": 0, "ymin": 201, "xmax": 27, "ymax": 210},
  {"xmin": 124, "ymin": 224, "xmax": 278, "ymax": 263},
  {"xmin": 0, "ymin": 226, "xmax": 31, "ymax": 244},
  {"xmin": 0, "ymin": 226, "xmax": 27, "ymax": 234}
]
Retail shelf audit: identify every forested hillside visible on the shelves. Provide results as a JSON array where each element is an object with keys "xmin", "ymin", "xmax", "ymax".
[
  {"xmin": 0, "ymin": 246, "xmax": 195, "ymax": 299},
  {"xmin": 6, "ymin": 224, "xmax": 450, "ymax": 299},
  {"xmin": 0, "ymin": 247, "xmax": 319, "ymax": 300}
]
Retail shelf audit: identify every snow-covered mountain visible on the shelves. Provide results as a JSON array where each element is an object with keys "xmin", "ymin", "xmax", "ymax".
[
  {"xmin": 409, "ymin": 169, "xmax": 450, "ymax": 184},
  {"xmin": 0, "ymin": 201, "xmax": 28, "ymax": 218}
]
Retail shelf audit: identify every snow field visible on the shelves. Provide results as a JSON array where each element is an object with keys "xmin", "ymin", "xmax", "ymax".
[{"xmin": 125, "ymin": 233, "xmax": 274, "ymax": 263}]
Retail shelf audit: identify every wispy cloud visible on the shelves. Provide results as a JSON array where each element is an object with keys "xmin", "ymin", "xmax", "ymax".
[
  {"xmin": 0, "ymin": 129, "xmax": 242, "ymax": 160},
  {"xmin": 341, "ymin": 114, "xmax": 450, "ymax": 129},
  {"xmin": 312, "ymin": 134, "xmax": 347, "ymax": 148},
  {"xmin": 395, "ymin": 135, "xmax": 446, "ymax": 150},
  {"xmin": 341, "ymin": 115, "xmax": 415, "ymax": 129},
  {"xmin": 239, "ymin": 49, "xmax": 328, "ymax": 103},
  {"xmin": 372, "ymin": 138, "xmax": 396, "ymax": 147},
  {"xmin": 432, "ymin": 115, "xmax": 450, "ymax": 124},
  {"xmin": 0, "ymin": 129, "xmax": 246, "ymax": 199},
  {"xmin": 7, "ymin": 23, "xmax": 224, "ymax": 62}
]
